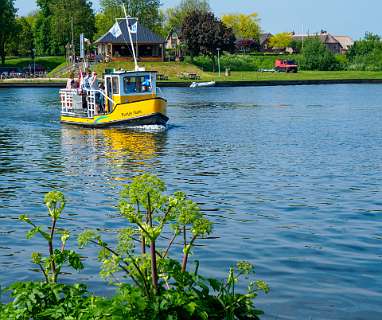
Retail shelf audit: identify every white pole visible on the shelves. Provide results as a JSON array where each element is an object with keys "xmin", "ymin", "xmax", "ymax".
[
  {"xmin": 217, "ymin": 48, "xmax": 221, "ymax": 77},
  {"xmin": 33, "ymin": 48, "xmax": 36, "ymax": 77},
  {"xmin": 122, "ymin": 4, "xmax": 139, "ymax": 71}
]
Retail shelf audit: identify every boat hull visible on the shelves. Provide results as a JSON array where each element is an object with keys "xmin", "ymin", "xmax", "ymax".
[{"xmin": 61, "ymin": 97, "xmax": 168, "ymax": 128}]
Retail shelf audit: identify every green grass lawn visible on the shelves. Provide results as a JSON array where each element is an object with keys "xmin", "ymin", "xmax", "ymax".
[
  {"xmin": 6, "ymin": 58, "xmax": 382, "ymax": 84},
  {"xmin": 209, "ymin": 70, "xmax": 382, "ymax": 82},
  {"xmin": 88, "ymin": 62, "xmax": 382, "ymax": 82},
  {"xmin": 91, "ymin": 61, "xmax": 205, "ymax": 79},
  {"xmin": 2, "ymin": 56, "xmax": 65, "ymax": 71}
]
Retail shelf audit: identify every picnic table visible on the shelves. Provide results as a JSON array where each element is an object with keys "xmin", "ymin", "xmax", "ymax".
[
  {"xmin": 158, "ymin": 74, "xmax": 168, "ymax": 80},
  {"xmin": 179, "ymin": 72, "xmax": 200, "ymax": 80}
]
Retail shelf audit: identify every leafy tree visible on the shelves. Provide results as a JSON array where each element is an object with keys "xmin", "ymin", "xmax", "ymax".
[
  {"xmin": 0, "ymin": 0, "xmax": 17, "ymax": 64},
  {"xmin": 34, "ymin": 13, "xmax": 51, "ymax": 55},
  {"xmin": 269, "ymin": 32, "xmax": 292, "ymax": 51},
  {"xmin": 236, "ymin": 39, "xmax": 259, "ymax": 53},
  {"xmin": 163, "ymin": 0, "xmax": 210, "ymax": 36},
  {"xmin": 289, "ymin": 39, "xmax": 302, "ymax": 53},
  {"xmin": 221, "ymin": 13, "xmax": 260, "ymax": 42},
  {"xmin": 347, "ymin": 33, "xmax": 382, "ymax": 61},
  {"xmin": 299, "ymin": 37, "xmax": 339, "ymax": 71},
  {"xmin": 96, "ymin": 0, "xmax": 162, "ymax": 38},
  {"xmin": 34, "ymin": 0, "xmax": 95, "ymax": 56},
  {"xmin": 5, "ymin": 17, "xmax": 35, "ymax": 57},
  {"xmin": 49, "ymin": 0, "xmax": 96, "ymax": 55},
  {"xmin": 34, "ymin": 0, "xmax": 53, "ymax": 55},
  {"xmin": 181, "ymin": 10, "xmax": 236, "ymax": 70}
]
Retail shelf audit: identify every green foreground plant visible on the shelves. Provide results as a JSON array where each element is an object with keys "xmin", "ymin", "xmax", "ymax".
[{"xmin": 1, "ymin": 174, "xmax": 269, "ymax": 319}]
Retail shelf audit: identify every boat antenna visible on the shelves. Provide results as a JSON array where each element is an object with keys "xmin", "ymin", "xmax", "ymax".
[{"xmin": 122, "ymin": 4, "xmax": 139, "ymax": 71}]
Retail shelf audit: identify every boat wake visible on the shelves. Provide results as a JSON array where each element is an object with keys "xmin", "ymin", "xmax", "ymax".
[{"xmin": 123, "ymin": 124, "xmax": 168, "ymax": 132}]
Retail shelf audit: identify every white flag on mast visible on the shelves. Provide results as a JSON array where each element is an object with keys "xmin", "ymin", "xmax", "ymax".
[
  {"xmin": 110, "ymin": 22, "xmax": 122, "ymax": 38},
  {"xmin": 129, "ymin": 21, "xmax": 137, "ymax": 34}
]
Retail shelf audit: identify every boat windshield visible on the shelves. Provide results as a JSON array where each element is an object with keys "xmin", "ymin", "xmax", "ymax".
[{"xmin": 123, "ymin": 75, "xmax": 152, "ymax": 94}]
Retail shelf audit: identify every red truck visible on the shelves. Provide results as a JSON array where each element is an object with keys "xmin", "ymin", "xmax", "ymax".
[{"xmin": 275, "ymin": 59, "xmax": 298, "ymax": 73}]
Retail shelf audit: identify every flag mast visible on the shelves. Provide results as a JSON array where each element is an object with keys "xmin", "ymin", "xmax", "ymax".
[{"xmin": 122, "ymin": 4, "xmax": 139, "ymax": 71}]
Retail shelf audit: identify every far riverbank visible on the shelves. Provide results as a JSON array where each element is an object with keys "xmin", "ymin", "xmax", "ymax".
[{"xmin": 1, "ymin": 76, "xmax": 382, "ymax": 88}]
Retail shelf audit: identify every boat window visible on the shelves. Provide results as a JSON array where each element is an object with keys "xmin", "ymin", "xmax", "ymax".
[
  {"xmin": 112, "ymin": 77, "xmax": 119, "ymax": 95},
  {"xmin": 123, "ymin": 75, "xmax": 152, "ymax": 94}
]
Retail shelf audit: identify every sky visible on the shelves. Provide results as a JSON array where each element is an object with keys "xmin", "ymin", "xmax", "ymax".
[{"xmin": 14, "ymin": 0, "xmax": 380, "ymax": 40}]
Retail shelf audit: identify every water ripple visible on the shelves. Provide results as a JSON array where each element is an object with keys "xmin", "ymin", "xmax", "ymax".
[{"xmin": 0, "ymin": 86, "xmax": 382, "ymax": 319}]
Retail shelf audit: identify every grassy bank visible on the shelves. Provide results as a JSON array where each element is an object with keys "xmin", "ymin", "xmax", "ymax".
[
  {"xmin": 4, "ymin": 60, "xmax": 382, "ymax": 86},
  {"xmin": 210, "ymin": 70, "xmax": 382, "ymax": 82},
  {"xmin": 59, "ymin": 61, "xmax": 382, "ymax": 82},
  {"xmin": 2, "ymin": 71, "xmax": 382, "ymax": 87},
  {"xmin": 1, "ymin": 56, "xmax": 65, "ymax": 71}
]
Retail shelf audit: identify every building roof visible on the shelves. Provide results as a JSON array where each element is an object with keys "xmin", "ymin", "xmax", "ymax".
[
  {"xmin": 334, "ymin": 36, "xmax": 354, "ymax": 50},
  {"xmin": 260, "ymin": 33, "xmax": 272, "ymax": 45},
  {"xmin": 166, "ymin": 28, "xmax": 181, "ymax": 41},
  {"xmin": 292, "ymin": 32, "xmax": 340, "ymax": 45},
  {"xmin": 96, "ymin": 19, "xmax": 165, "ymax": 44}
]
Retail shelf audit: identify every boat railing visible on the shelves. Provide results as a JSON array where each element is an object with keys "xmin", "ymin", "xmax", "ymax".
[
  {"xmin": 85, "ymin": 89, "xmax": 116, "ymax": 113},
  {"xmin": 59, "ymin": 89, "xmax": 79, "ymax": 115},
  {"xmin": 59, "ymin": 88, "xmax": 115, "ymax": 118}
]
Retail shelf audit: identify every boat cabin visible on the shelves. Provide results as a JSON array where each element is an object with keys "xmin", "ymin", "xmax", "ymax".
[
  {"xmin": 60, "ymin": 70, "xmax": 158, "ymax": 118},
  {"xmin": 104, "ymin": 70, "xmax": 158, "ymax": 112}
]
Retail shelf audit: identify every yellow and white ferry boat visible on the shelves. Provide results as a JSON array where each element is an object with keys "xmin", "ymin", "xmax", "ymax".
[
  {"xmin": 59, "ymin": 7, "xmax": 168, "ymax": 128},
  {"xmin": 59, "ymin": 69, "xmax": 168, "ymax": 128}
]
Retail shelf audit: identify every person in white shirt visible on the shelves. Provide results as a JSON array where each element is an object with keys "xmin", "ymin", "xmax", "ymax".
[{"xmin": 89, "ymin": 71, "xmax": 98, "ymax": 90}]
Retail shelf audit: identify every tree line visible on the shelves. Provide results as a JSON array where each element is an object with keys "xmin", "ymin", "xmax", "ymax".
[
  {"xmin": 0, "ymin": 0, "xmax": 260, "ymax": 65},
  {"xmin": 1, "ymin": 0, "xmax": 381, "ymax": 72}
]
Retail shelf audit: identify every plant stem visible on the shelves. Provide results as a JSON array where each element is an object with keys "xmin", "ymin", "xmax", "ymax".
[
  {"xmin": 89, "ymin": 239, "xmax": 150, "ymax": 297},
  {"xmin": 38, "ymin": 263, "xmax": 49, "ymax": 282},
  {"xmin": 137, "ymin": 200, "xmax": 146, "ymax": 254},
  {"xmin": 148, "ymin": 193, "xmax": 158, "ymax": 291},
  {"xmin": 48, "ymin": 217, "xmax": 57, "ymax": 282},
  {"xmin": 163, "ymin": 231, "xmax": 178, "ymax": 258},
  {"xmin": 181, "ymin": 235, "xmax": 197, "ymax": 272},
  {"xmin": 183, "ymin": 226, "xmax": 187, "ymax": 247}
]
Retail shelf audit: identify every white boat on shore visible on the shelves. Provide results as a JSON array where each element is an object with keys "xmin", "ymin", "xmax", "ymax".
[{"xmin": 190, "ymin": 81, "xmax": 216, "ymax": 88}]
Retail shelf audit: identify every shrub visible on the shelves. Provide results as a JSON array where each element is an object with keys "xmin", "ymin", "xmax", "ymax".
[
  {"xmin": 299, "ymin": 38, "xmax": 340, "ymax": 71},
  {"xmin": 188, "ymin": 53, "xmax": 301, "ymax": 72},
  {"xmin": 1, "ymin": 174, "xmax": 269, "ymax": 320}
]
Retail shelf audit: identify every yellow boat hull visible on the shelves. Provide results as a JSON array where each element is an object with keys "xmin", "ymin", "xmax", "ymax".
[{"xmin": 61, "ymin": 97, "xmax": 168, "ymax": 128}]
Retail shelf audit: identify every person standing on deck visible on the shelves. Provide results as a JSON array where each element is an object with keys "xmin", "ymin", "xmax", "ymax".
[
  {"xmin": 90, "ymin": 72, "xmax": 101, "ymax": 114},
  {"xmin": 66, "ymin": 72, "xmax": 75, "ymax": 89},
  {"xmin": 81, "ymin": 69, "xmax": 91, "ymax": 110},
  {"xmin": 83, "ymin": 69, "xmax": 91, "ymax": 90}
]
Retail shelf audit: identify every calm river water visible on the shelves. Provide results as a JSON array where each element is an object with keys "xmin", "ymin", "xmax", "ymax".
[{"xmin": 1, "ymin": 85, "xmax": 382, "ymax": 319}]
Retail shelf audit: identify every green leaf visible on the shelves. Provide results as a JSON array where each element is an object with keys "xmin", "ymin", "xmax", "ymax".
[
  {"xmin": 44, "ymin": 191, "xmax": 65, "ymax": 219},
  {"xmin": 256, "ymin": 280, "xmax": 270, "ymax": 294},
  {"xmin": 78, "ymin": 230, "xmax": 98, "ymax": 248},
  {"xmin": 31, "ymin": 252, "xmax": 42, "ymax": 264},
  {"xmin": 26, "ymin": 227, "xmax": 41, "ymax": 239}
]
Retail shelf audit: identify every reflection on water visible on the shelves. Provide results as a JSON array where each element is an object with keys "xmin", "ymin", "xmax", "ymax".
[
  {"xmin": 61, "ymin": 127, "xmax": 167, "ymax": 181},
  {"xmin": 1, "ymin": 86, "xmax": 382, "ymax": 320}
]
